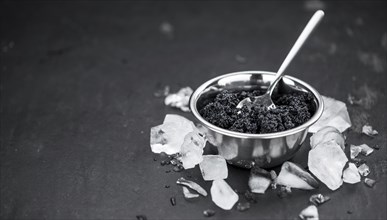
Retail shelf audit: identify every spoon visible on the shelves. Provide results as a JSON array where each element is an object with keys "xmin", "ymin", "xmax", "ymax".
[{"xmin": 236, "ymin": 10, "xmax": 325, "ymax": 110}]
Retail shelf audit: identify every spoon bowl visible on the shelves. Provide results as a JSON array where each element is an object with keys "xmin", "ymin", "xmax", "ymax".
[{"xmin": 236, "ymin": 10, "xmax": 324, "ymax": 110}]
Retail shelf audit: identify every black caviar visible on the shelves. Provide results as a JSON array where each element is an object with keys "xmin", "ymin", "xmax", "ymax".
[{"xmin": 199, "ymin": 90, "xmax": 315, "ymax": 134}]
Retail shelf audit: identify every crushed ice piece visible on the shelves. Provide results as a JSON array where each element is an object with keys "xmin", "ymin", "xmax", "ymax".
[
  {"xmin": 362, "ymin": 125, "xmax": 378, "ymax": 137},
  {"xmin": 310, "ymin": 126, "xmax": 345, "ymax": 150},
  {"xmin": 364, "ymin": 178, "xmax": 376, "ymax": 188},
  {"xmin": 211, "ymin": 179, "xmax": 239, "ymax": 210},
  {"xmin": 176, "ymin": 177, "xmax": 207, "ymax": 196},
  {"xmin": 164, "ymin": 87, "xmax": 193, "ymax": 112},
  {"xmin": 150, "ymin": 114, "xmax": 196, "ymax": 154},
  {"xmin": 248, "ymin": 165, "xmax": 272, "ymax": 194},
  {"xmin": 199, "ymin": 155, "xmax": 228, "ymax": 181},
  {"xmin": 203, "ymin": 209, "xmax": 215, "ymax": 217},
  {"xmin": 350, "ymin": 145, "xmax": 362, "ymax": 159},
  {"xmin": 343, "ymin": 163, "xmax": 361, "ymax": 184},
  {"xmin": 309, "ymin": 96, "xmax": 351, "ymax": 133},
  {"xmin": 299, "ymin": 205, "xmax": 319, "ymax": 220},
  {"xmin": 358, "ymin": 144, "xmax": 374, "ymax": 156},
  {"xmin": 182, "ymin": 186, "xmax": 200, "ymax": 199},
  {"xmin": 309, "ymin": 194, "xmax": 330, "ymax": 206},
  {"xmin": 236, "ymin": 202, "xmax": 251, "ymax": 212},
  {"xmin": 179, "ymin": 131, "xmax": 206, "ymax": 169},
  {"xmin": 276, "ymin": 161, "xmax": 319, "ymax": 190},
  {"xmin": 358, "ymin": 164, "xmax": 370, "ymax": 176},
  {"xmin": 308, "ymin": 140, "xmax": 348, "ymax": 190}
]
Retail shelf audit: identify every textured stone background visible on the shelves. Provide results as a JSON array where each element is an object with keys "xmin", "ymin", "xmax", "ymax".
[{"xmin": 1, "ymin": 1, "xmax": 386, "ymax": 219}]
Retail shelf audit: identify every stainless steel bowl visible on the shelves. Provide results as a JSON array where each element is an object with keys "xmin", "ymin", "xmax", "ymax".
[{"xmin": 190, "ymin": 71, "xmax": 324, "ymax": 168}]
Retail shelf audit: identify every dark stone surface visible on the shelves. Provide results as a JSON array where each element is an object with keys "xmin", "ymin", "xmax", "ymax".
[{"xmin": 1, "ymin": 1, "xmax": 386, "ymax": 219}]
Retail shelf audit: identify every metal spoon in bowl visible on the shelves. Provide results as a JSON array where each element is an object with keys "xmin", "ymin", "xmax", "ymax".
[{"xmin": 236, "ymin": 10, "xmax": 325, "ymax": 110}]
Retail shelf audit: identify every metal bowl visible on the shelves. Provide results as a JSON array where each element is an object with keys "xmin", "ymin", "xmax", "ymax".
[{"xmin": 190, "ymin": 71, "xmax": 324, "ymax": 168}]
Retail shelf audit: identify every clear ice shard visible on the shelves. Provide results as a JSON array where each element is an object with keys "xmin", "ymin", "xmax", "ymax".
[
  {"xmin": 359, "ymin": 144, "xmax": 374, "ymax": 156},
  {"xmin": 150, "ymin": 114, "xmax": 196, "ymax": 154},
  {"xmin": 276, "ymin": 161, "xmax": 319, "ymax": 190},
  {"xmin": 299, "ymin": 205, "xmax": 319, "ymax": 220},
  {"xmin": 362, "ymin": 125, "xmax": 378, "ymax": 137},
  {"xmin": 309, "ymin": 96, "xmax": 351, "ymax": 133},
  {"xmin": 179, "ymin": 131, "xmax": 206, "ymax": 169},
  {"xmin": 176, "ymin": 177, "xmax": 207, "ymax": 196},
  {"xmin": 358, "ymin": 164, "xmax": 370, "ymax": 176},
  {"xmin": 350, "ymin": 144, "xmax": 374, "ymax": 158},
  {"xmin": 310, "ymin": 126, "xmax": 345, "ymax": 150},
  {"xmin": 182, "ymin": 186, "xmax": 200, "ymax": 199},
  {"xmin": 211, "ymin": 179, "xmax": 239, "ymax": 210},
  {"xmin": 308, "ymin": 140, "xmax": 348, "ymax": 190},
  {"xmin": 164, "ymin": 87, "xmax": 193, "ymax": 112},
  {"xmin": 350, "ymin": 145, "xmax": 362, "ymax": 159},
  {"xmin": 309, "ymin": 194, "xmax": 330, "ymax": 206},
  {"xmin": 343, "ymin": 163, "xmax": 361, "ymax": 184},
  {"xmin": 199, "ymin": 155, "xmax": 228, "ymax": 181},
  {"xmin": 248, "ymin": 165, "xmax": 272, "ymax": 194}
]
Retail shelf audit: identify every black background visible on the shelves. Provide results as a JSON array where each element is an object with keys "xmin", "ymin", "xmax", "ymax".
[{"xmin": 1, "ymin": 1, "xmax": 386, "ymax": 219}]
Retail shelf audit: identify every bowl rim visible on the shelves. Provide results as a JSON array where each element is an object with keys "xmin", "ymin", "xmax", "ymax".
[{"xmin": 190, "ymin": 70, "xmax": 324, "ymax": 139}]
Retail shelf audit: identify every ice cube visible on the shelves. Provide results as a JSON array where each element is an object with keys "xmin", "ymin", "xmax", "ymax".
[
  {"xmin": 150, "ymin": 114, "xmax": 196, "ymax": 154},
  {"xmin": 276, "ymin": 161, "xmax": 319, "ymax": 190},
  {"xmin": 248, "ymin": 165, "xmax": 272, "ymax": 194},
  {"xmin": 358, "ymin": 164, "xmax": 370, "ymax": 176},
  {"xmin": 299, "ymin": 205, "xmax": 319, "ymax": 220},
  {"xmin": 211, "ymin": 179, "xmax": 239, "ymax": 210},
  {"xmin": 308, "ymin": 140, "xmax": 348, "ymax": 190},
  {"xmin": 309, "ymin": 96, "xmax": 351, "ymax": 133},
  {"xmin": 343, "ymin": 163, "xmax": 361, "ymax": 184},
  {"xmin": 199, "ymin": 155, "xmax": 228, "ymax": 181},
  {"xmin": 310, "ymin": 126, "xmax": 345, "ymax": 150},
  {"xmin": 164, "ymin": 87, "xmax": 193, "ymax": 112},
  {"xmin": 350, "ymin": 145, "xmax": 362, "ymax": 159},
  {"xmin": 362, "ymin": 125, "xmax": 378, "ymax": 137},
  {"xmin": 163, "ymin": 114, "xmax": 196, "ymax": 129},
  {"xmin": 179, "ymin": 131, "xmax": 206, "ymax": 169}
]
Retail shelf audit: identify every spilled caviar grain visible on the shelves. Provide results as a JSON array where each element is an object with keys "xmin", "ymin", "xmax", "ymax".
[
  {"xmin": 203, "ymin": 209, "xmax": 215, "ymax": 217},
  {"xmin": 199, "ymin": 90, "xmax": 315, "ymax": 134},
  {"xmin": 136, "ymin": 215, "xmax": 147, "ymax": 220}
]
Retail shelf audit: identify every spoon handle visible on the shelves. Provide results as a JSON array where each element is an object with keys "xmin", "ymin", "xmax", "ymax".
[{"xmin": 268, "ymin": 10, "xmax": 325, "ymax": 94}]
